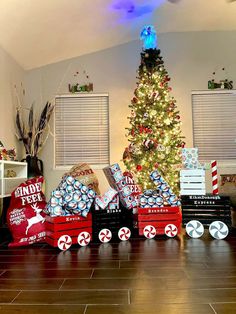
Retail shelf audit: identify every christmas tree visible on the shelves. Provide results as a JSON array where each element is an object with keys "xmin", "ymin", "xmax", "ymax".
[{"xmin": 123, "ymin": 25, "xmax": 184, "ymax": 194}]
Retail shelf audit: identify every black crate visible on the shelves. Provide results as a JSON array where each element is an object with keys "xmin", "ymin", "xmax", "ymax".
[
  {"xmin": 181, "ymin": 194, "xmax": 232, "ymax": 227},
  {"xmin": 91, "ymin": 205, "xmax": 133, "ymax": 242}
]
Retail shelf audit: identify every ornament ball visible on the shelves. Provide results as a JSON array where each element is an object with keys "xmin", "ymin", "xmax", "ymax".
[{"xmin": 136, "ymin": 165, "xmax": 142, "ymax": 171}]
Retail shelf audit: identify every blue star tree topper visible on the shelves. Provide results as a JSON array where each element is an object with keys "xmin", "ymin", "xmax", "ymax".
[{"xmin": 140, "ymin": 25, "xmax": 157, "ymax": 49}]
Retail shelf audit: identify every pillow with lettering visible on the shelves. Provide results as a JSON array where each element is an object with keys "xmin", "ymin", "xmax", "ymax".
[{"xmin": 7, "ymin": 176, "xmax": 47, "ymax": 247}]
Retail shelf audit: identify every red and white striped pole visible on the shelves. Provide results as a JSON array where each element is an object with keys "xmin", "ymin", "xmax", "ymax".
[{"xmin": 211, "ymin": 160, "xmax": 219, "ymax": 195}]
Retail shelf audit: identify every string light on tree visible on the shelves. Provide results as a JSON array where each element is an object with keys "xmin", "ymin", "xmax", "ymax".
[{"xmin": 123, "ymin": 25, "xmax": 184, "ymax": 193}]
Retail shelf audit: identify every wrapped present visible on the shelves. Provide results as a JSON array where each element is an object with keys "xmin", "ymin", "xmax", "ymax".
[
  {"xmin": 150, "ymin": 170, "xmax": 181, "ymax": 206},
  {"xmin": 47, "ymin": 175, "xmax": 96, "ymax": 217},
  {"xmin": 103, "ymin": 163, "xmax": 137, "ymax": 209},
  {"xmin": 139, "ymin": 189, "xmax": 164, "ymax": 208},
  {"xmin": 95, "ymin": 188, "xmax": 119, "ymax": 210},
  {"xmin": 182, "ymin": 148, "xmax": 199, "ymax": 169}
]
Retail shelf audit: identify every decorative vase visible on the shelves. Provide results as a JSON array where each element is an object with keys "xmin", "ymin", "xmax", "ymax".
[{"xmin": 22, "ymin": 155, "xmax": 43, "ymax": 178}]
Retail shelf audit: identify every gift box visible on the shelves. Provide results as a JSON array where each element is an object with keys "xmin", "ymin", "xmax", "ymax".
[
  {"xmin": 182, "ymin": 148, "xmax": 199, "ymax": 169},
  {"xmin": 150, "ymin": 170, "xmax": 181, "ymax": 206},
  {"xmin": 103, "ymin": 164, "xmax": 137, "ymax": 209},
  {"xmin": 46, "ymin": 175, "xmax": 96, "ymax": 217},
  {"xmin": 139, "ymin": 190, "xmax": 164, "ymax": 208},
  {"xmin": 95, "ymin": 188, "xmax": 119, "ymax": 210}
]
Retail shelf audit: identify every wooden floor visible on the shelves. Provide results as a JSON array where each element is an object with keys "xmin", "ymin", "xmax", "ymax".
[{"xmin": 1, "ymin": 230, "xmax": 236, "ymax": 314}]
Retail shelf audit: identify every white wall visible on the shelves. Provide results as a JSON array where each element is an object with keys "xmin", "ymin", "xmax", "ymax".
[
  {"xmin": 24, "ymin": 31, "xmax": 236, "ymax": 198},
  {"xmin": 0, "ymin": 45, "xmax": 25, "ymax": 155}
]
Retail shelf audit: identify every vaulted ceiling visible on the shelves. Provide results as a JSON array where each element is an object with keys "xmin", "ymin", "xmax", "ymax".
[{"xmin": 0, "ymin": 0, "xmax": 235, "ymax": 70}]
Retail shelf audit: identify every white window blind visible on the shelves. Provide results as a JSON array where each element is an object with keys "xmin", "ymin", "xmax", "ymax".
[
  {"xmin": 55, "ymin": 94, "xmax": 109, "ymax": 167},
  {"xmin": 192, "ymin": 90, "xmax": 236, "ymax": 161}
]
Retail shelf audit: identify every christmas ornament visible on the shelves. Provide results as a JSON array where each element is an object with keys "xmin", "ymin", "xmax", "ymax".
[
  {"xmin": 157, "ymin": 144, "xmax": 165, "ymax": 151},
  {"xmin": 143, "ymin": 139, "xmax": 156, "ymax": 151},
  {"xmin": 136, "ymin": 165, "xmax": 142, "ymax": 171}
]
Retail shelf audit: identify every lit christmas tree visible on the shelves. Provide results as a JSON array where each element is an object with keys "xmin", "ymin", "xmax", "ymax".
[{"xmin": 123, "ymin": 26, "xmax": 185, "ymax": 194}]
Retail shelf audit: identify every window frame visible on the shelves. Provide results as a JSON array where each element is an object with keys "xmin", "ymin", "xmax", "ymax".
[
  {"xmin": 192, "ymin": 90, "xmax": 236, "ymax": 167},
  {"xmin": 53, "ymin": 93, "xmax": 110, "ymax": 170}
]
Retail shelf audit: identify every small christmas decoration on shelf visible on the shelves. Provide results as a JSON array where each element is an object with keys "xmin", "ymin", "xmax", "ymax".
[
  {"xmin": 208, "ymin": 68, "xmax": 233, "ymax": 90},
  {"xmin": 68, "ymin": 70, "xmax": 93, "ymax": 93},
  {"xmin": 0, "ymin": 141, "xmax": 16, "ymax": 161}
]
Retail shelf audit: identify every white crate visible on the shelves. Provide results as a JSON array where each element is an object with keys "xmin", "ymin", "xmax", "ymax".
[{"xmin": 180, "ymin": 169, "xmax": 206, "ymax": 195}]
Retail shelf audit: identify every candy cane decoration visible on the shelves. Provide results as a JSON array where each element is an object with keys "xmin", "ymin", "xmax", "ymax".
[{"xmin": 211, "ymin": 160, "xmax": 218, "ymax": 195}]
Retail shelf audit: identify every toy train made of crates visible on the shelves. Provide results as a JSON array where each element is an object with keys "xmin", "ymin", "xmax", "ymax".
[{"xmin": 45, "ymin": 194, "xmax": 232, "ymax": 250}]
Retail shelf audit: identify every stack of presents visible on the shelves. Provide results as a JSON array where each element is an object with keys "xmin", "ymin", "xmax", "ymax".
[
  {"xmin": 180, "ymin": 148, "xmax": 231, "ymax": 228},
  {"xmin": 44, "ymin": 161, "xmax": 183, "ymax": 249}
]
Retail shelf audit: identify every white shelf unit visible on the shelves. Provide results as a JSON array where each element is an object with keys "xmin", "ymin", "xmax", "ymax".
[{"xmin": 0, "ymin": 160, "xmax": 27, "ymax": 197}]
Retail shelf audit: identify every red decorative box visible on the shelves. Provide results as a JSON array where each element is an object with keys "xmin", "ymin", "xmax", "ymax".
[
  {"xmin": 137, "ymin": 206, "xmax": 182, "ymax": 236},
  {"xmin": 45, "ymin": 213, "xmax": 92, "ymax": 247}
]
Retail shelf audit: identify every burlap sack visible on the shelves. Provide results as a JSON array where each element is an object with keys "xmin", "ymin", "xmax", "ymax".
[{"xmin": 64, "ymin": 163, "xmax": 100, "ymax": 195}]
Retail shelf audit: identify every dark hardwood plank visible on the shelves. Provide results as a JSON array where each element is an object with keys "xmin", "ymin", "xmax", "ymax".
[
  {"xmin": 211, "ymin": 303, "xmax": 236, "ymax": 314},
  {"xmin": 62, "ymin": 278, "xmax": 166, "ymax": 290},
  {"xmin": 92, "ymin": 268, "xmax": 187, "ymax": 279},
  {"xmin": 0, "ymin": 291, "xmax": 20, "ymax": 303},
  {"xmin": 165, "ymin": 277, "xmax": 236, "ymax": 289},
  {"xmin": 0, "ymin": 255, "xmax": 53, "ymax": 263},
  {"xmin": 0, "ymin": 278, "xmax": 64, "ymax": 290},
  {"xmin": 85, "ymin": 304, "xmax": 214, "ymax": 314},
  {"xmin": 0, "ymin": 269, "xmax": 92, "ymax": 279},
  {"xmin": 0, "ymin": 260, "xmax": 119, "ymax": 270},
  {"xmin": 0, "ymin": 304, "xmax": 85, "ymax": 313},
  {"xmin": 120, "ymin": 260, "xmax": 207, "ymax": 269},
  {"xmin": 131, "ymin": 288, "xmax": 236, "ymax": 304},
  {"xmin": 13, "ymin": 290, "xmax": 129, "ymax": 305}
]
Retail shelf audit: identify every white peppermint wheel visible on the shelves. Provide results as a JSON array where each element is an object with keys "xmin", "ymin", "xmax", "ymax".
[
  {"xmin": 143, "ymin": 225, "xmax": 156, "ymax": 239},
  {"xmin": 118, "ymin": 227, "xmax": 131, "ymax": 241},
  {"xmin": 77, "ymin": 231, "xmax": 91, "ymax": 246},
  {"xmin": 99, "ymin": 228, "xmax": 112, "ymax": 243},
  {"xmin": 186, "ymin": 220, "xmax": 204, "ymax": 238},
  {"xmin": 209, "ymin": 221, "xmax": 229, "ymax": 240},
  {"xmin": 57, "ymin": 235, "xmax": 72, "ymax": 251},
  {"xmin": 165, "ymin": 224, "xmax": 178, "ymax": 237}
]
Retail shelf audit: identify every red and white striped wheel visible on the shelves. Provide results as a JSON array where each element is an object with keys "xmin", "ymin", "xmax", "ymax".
[
  {"xmin": 143, "ymin": 225, "xmax": 156, "ymax": 239},
  {"xmin": 165, "ymin": 224, "xmax": 178, "ymax": 237},
  {"xmin": 118, "ymin": 227, "xmax": 131, "ymax": 241},
  {"xmin": 99, "ymin": 228, "xmax": 112, "ymax": 243},
  {"xmin": 77, "ymin": 231, "xmax": 91, "ymax": 247},
  {"xmin": 57, "ymin": 235, "xmax": 72, "ymax": 251}
]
